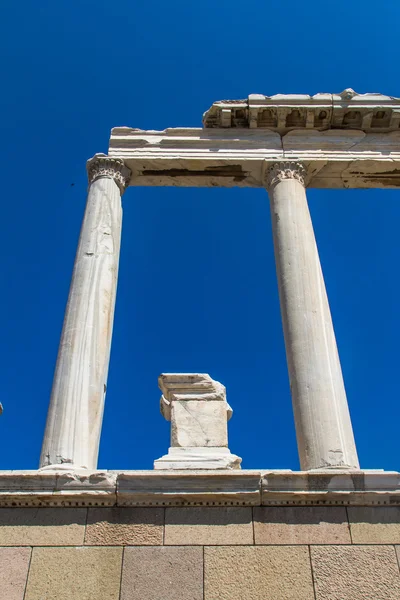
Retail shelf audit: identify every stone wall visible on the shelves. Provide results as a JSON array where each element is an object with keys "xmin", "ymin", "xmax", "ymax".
[{"xmin": 2, "ymin": 505, "xmax": 400, "ymax": 599}]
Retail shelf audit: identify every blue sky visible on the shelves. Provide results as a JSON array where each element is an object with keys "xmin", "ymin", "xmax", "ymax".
[{"xmin": 1, "ymin": 0, "xmax": 400, "ymax": 471}]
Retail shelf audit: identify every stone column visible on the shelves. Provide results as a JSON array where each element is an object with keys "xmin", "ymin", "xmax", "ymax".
[
  {"xmin": 40, "ymin": 154, "xmax": 131, "ymax": 470},
  {"xmin": 265, "ymin": 161, "xmax": 359, "ymax": 470}
]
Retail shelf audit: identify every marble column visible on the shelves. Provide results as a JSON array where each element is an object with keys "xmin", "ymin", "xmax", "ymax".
[
  {"xmin": 265, "ymin": 162, "xmax": 359, "ymax": 471},
  {"xmin": 40, "ymin": 154, "xmax": 131, "ymax": 470}
]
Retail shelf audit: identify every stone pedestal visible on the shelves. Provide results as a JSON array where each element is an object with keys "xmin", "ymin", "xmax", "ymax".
[
  {"xmin": 266, "ymin": 162, "xmax": 359, "ymax": 471},
  {"xmin": 39, "ymin": 154, "xmax": 131, "ymax": 470},
  {"xmin": 154, "ymin": 374, "xmax": 241, "ymax": 470}
]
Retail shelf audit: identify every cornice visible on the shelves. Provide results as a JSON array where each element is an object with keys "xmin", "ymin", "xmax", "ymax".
[
  {"xmin": 0, "ymin": 469, "xmax": 399, "ymax": 507},
  {"xmin": 203, "ymin": 89, "xmax": 400, "ymax": 133}
]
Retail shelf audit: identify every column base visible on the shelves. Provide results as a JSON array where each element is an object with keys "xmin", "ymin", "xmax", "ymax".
[
  {"xmin": 154, "ymin": 447, "xmax": 242, "ymax": 470},
  {"xmin": 39, "ymin": 463, "xmax": 87, "ymax": 472}
]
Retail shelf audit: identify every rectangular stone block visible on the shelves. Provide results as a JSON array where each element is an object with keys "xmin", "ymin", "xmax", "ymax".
[
  {"xmin": 172, "ymin": 400, "xmax": 228, "ymax": 447},
  {"xmin": 204, "ymin": 546, "xmax": 314, "ymax": 599},
  {"xmin": 348, "ymin": 506, "xmax": 400, "ymax": 543},
  {"xmin": 0, "ymin": 547, "xmax": 31, "ymax": 600},
  {"xmin": 85, "ymin": 507, "xmax": 163, "ymax": 545},
  {"xmin": 254, "ymin": 506, "xmax": 350, "ymax": 544},
  {"xmin": 311, "ymin": 546, "xmax": 400, "ymax": 599},
  {"xmin": 165, "ymin": 507, "xmax": 253, "ymax": 545},
  {"xmin": 0, "ymin": 507, "xmax": 86, "ymax": 545},
  {"xmin": 25, "ymin": 546, "xmax": 123, "ymax": 600},
  {"xmin": 121, "ymin": 546, "xmax": 203, "ymax": 600}
]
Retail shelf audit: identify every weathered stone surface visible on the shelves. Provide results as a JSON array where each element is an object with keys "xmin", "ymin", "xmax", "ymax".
[
  {"xmin": 158, "ymin": 374, "xmax": 230, "ymax": 446},
  {"xmin": 311, "ymin": 545, "xmax": 400, "ymax": 599},
  {"xmin": 155, "ymin": 373, "xmax": 241, "ymax": 469},
  {"xmin": 40, "ymin": 156, "xmax": 130, "ymax": 470},
  {"xmin": 267, "ymin": 169, "xmax": 359, "ymax": 470},
  {"xmin": 117, "ymin": 470, "xmax": 261, "ymax": 505},
  {"xmin": 0, "ymin": 547, "xmax": 31, "ymax": 600},
  {"xmin": 261, "ymin": 470, "xmax": 400, "ymax": 505},
  {"xmin": 165, "ymin": 507, "xmax": 253, "ymax": 545},
  {"xmin": 254, "ymin": 506, "xmax": 350, "ymax": 544},
  {"xmin": 109, "ymin": 127, "xmax": 400, "ymax": 190},
  {"xmin": 348, "ymin": 506, "xmax": 400, "ymax": 543},
  {"xmin": 204, "ymin": 546, "xmax": 314, "ymax": 599},
  {"xmin": 159, "ymin": 373, "xmax": 226, "ymax": 406},
  {"xmin": 171, "ymin": 401, "xmax": 228, "ymax": 447},
  {"xmin": 394, "ymin": 546, "xmax": 400, "ymax": 567},
  {"xmin": 25, "ymin": 546, "xmax": 123, "ymax": 600},
  {"xmin": 154, "ymin": 447, "xmax": 242, "ymax": 470},
  {"xmin": 0, "ymin": 507, "xmax": 86, "ymax": 545},
  {"xmin": 121, "ymin": 546, "xmax": 203, "ymax": 600},
  {"xmin": 85, "ymin": 507, "xmax": 163, "ymax": 545},
  {"xmin": 0, "ymin": 470, "xmax": 399, "ymax": 507},
  {"xmin": 203, "ymin": 90, "xmax": 400, "ymax": 133},
  {"xmin": 0, "ymin": 470, "xmax": 117, "ymax": 506}
]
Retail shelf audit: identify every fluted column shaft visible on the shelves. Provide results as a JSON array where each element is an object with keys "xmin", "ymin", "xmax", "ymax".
[
  {"xmin": 40, "ymin": 155, "xmax": 131, "ymax": 469},
  {"xmin": 266, "ymin": 162, "xmax": 359, "ymax": 470}
]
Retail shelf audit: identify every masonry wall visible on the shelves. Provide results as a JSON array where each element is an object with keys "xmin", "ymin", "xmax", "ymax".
[{"xmin": 2, "ymin": 505, "xmax": 400, "ymax": 599}]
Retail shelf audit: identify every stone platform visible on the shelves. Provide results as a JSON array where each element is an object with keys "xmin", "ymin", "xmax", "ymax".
[
  {"xmin": 1, "ymin": 468, "xmax": 399, "ymax": 507},
  {"xmin": 2, "ymin": 469, "xmax": 400, "ymax": 599}
]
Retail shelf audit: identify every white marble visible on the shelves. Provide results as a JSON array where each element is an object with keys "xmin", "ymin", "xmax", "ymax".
[
  {"xmin": 159, "ymin": 372, "xmax": 227, "ymax": 406},
  {"xmin": 154, "ymin": 374, "xmax": 241, "ymax": 470},
  {"xmin": 0, "ymin": 469, "xmax": 399, "ymax": 506},
  {"xmin": 0, "ymin": 470, "xmax": 117, "ymax": 506},
  {"xmin": 261, "ymin": 470, "xmax": 400, "ymax": 505},
  {"xmin": 154, "ymin": 447, "xmax": 242, "ymax": 470},
  {"xmin": 36, "ymin": 91, "xmax": 399, "ymax": 480},
  {"xmin": 109, "ymin": 126, "xmax": 400, "ymax": 189},
  {"xmin": 266, "ymin": 162, "xmax": 359, "ymax": 471},
  {"xmin": 118, "ymin": 470, "xmax": 262, "ymax": 505},
  {"xmin": 39, "ymin": 155, "xmax": 131, "ymax": 470},
  {"xmin": 203, "ymin": 89, "xmax": 400, "ymax": 132},
  {"xmin": 171, "ymin": 401, "xmax": 229, "ymax": 447}
]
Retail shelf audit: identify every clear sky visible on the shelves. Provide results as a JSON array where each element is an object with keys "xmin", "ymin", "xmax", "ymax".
[{"xmin": 1, "ymin": 0, "xmax": 400, "ymax": 471}]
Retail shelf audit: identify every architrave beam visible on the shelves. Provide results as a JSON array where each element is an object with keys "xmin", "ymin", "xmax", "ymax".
[{"xmin": 109, "ymin": 127, "xmax": 400, "ymax": 189}]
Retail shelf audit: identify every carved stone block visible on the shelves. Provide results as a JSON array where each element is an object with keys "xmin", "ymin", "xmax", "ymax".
[
  {"xmin": 171, "ymin": 401, "xmax": 228, "ymax": 448},
  {"xmin": 154, "ymin": 374, "xmax": 241, "ymax": 470}
]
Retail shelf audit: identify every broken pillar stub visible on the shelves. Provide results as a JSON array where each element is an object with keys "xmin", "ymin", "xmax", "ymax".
[{"xmin": 154, "ymin": 373, "xmax": 242, "ymax": 470}]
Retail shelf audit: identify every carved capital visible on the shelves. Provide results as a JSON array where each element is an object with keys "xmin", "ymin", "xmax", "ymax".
[
  {"xmin": 264, "ymin": 161, "xmax": 306, "ymax": 189},
  {"xmin": 86, "ymin": 154, "xmax": 131, "ymax": 193}
]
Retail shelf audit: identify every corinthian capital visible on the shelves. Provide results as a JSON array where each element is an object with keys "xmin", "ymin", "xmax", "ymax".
[
  {"xmin": 86, "ymin": 153, "xmax": 131, "ymax": 193},
  {"xmin": 264, "ymin": 161, "xmax": 306, "ymax": 189}
]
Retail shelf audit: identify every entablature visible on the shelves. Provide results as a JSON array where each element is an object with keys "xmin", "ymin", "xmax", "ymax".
[
  {"xmin": 203, "ymin": 89, "xmax": 400, "ymax": 134},
  {"xmin": 109, "ymin": 127, "xmax": 400, "ymax": 189}
]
